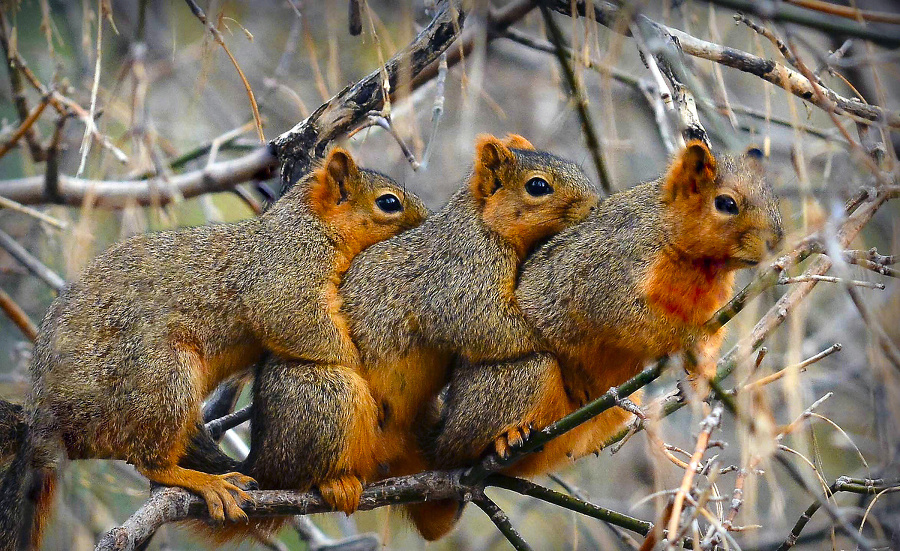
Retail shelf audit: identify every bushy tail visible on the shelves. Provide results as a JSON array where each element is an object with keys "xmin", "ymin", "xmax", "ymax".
[
  {"xmin": 405, "ymin": 500, "xmax": 464, "ymax": 541},
  {"xmin": 0, "ymin": 400, "xmax": 57, "ymax": 551}
]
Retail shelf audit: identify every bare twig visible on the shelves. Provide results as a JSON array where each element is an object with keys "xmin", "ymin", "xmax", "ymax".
[
  {"xmin": 184, "ymin": 0, "xmax": 265, "ymax": 142},
  {"xmin": 743, "ymin": 343, "xmax": 842, "ymax": 390},
  {"xmin": 665, "ymin": 404, "xmax": 724, "ymax": 549},
  {"xmin": 0, "ymin": 286, "xmax": 38, "ymax": 341},
  {"xmin": 0, "ymin": 147, "xmax": 277, "ymax": 208},
  {"xmin": 0, "ymin": 195, "xmax": 68, "ymax": 230},
  {"xmin": 777, "ymin": 274, "xmax": 885, "ymax": 290},
  {"xmin": 75, "ymin": 0, "xmax": 106, "ymax": 177},
  {"xmin": 204, "ymin": 405, "xmax": 251, "ymax": 441},
  {"xmin": 0, "ymin": 229, "xmax": 65, "ymax": 292},
  {"xmin": 273, "ymin": 0, "xmax": 468, "ymax": 194},
  {"xmin": 474, "ymin": 494, "xmax": 533, "ymax": 551},
  {"xmin": 539, "ymin": 6, "xmax": 612, "ymax": 195},
  {"xmin": 777, "ymin": 476, "xmax": 898, "ymax": 551},
  {"xmin": 843, "ymin": 248, "xmax": 898, "ymax": 278},
  {"xmin": 0, "ymin": 94, "xmax": 52, "ymax": 160},
  {"xmin": 782, "ymin": 0, "xmax": 900, "ymax": 26},
  {"xmin": 0, "ymin": 9, "xmax": 46, "ymax": 162},
  {"xmin": 545, "ymin": 1, "xmax": 900, "ymax": 128}
]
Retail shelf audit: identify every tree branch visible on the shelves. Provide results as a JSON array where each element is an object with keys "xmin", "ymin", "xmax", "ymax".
[
  {"xmin": 271, "ymin": 0, "xmax": 467, "ymax": 194},
  {"xmin": 543, "ymin": 0, "xmax": 900, "ymax": 128}
]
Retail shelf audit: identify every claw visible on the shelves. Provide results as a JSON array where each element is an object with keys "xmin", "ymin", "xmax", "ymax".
[
  {"xmin": 494, "ymin": 424, "xmax": 534, "ymax": 459},
  {"xmin": 319, "ymin": 475, "xmax": 364, "ymax": 515}
]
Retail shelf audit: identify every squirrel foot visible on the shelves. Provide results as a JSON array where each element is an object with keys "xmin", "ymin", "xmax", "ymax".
[
  {"xmin": 319, "ymin": 474, "xmax": 364, "ymax": 515},
  {"xmin": 197, "ymin": 472, "xmax": 256, "ymax": 523},
  {"xmin": 141, "ymin": 466, "xmax": 256, "ymax": 523},
  {"xmin": 494, "ymin": 423, "xmax": 533, "ymax": 460}
]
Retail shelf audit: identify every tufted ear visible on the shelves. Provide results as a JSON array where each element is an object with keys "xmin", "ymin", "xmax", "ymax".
[
  {"xmin": 662, "ymin": 140, "xmax": 717, "ymax": 202},
  {"xmin": 743, "ymin": 145, "xmax": 766, "ymax": 173},
  {"xmin": 312, "ymin": 147, "xmax": 360, "ymax": 206},
  {"xmin": 502, "ymin": 134, "xmax": 535, "ymax": 151},
  {"xmin": 472, "ymin": 134, "xmax": 516, "ymax": 203}
]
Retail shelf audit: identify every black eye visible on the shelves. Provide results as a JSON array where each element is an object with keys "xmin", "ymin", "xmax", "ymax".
[
  {"xmin": 715, "ymin": 195, "xmax": 739, "ymax": 215},
  {"xmin": 375, "ymin": 193, "xmax": 403, "ymax": 213},
  {"xmin": 525, "ymin": 177, "xmax": 553, "ymax": 197}
]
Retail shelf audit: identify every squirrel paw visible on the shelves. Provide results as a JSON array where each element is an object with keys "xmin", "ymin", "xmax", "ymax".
[
  {"xmin": 197, "ymin": 472, "xmax": 256, "ymax": 523},
  {"xmin": 494, "ymin": 423, "xmax": 533, "ymax": 460},
  {"xmin": 319, "ymin": 474, "xmax": 364, "ymax": 515}
]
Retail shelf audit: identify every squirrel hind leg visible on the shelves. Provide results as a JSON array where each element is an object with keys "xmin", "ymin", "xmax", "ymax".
[{"xmin": 138, "ymin": 463, "xmax": 255, "ymax": 523}]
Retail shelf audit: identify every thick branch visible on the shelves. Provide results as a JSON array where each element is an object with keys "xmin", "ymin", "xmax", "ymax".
[
  {"xmin": 95, "ymin": 471, "xmax": 468, "ymax": 551},
  {"xmin": 0, "ymin": 147, "xmax": 276, "ymax": 208},
  {"xmin": 271, "ymin": 0, "xmax": 466, "ymax": 193}
]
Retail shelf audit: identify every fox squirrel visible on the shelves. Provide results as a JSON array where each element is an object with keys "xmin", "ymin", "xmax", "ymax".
[
  {"xmin": 418, "ymin": 141, "xmax": 785, "ymax": 539},
  {"xmin": 0, "ymin": 148, "xmax": 427, "ymax": 550},
  {"xmin": 182, "ymin": 133, "xmax": 599, "ymax": 542}
]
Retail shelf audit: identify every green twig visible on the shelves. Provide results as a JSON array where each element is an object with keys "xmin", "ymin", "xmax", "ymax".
[{"xmin": 464, "ymin": 359, "xmax": 668, "ymax": 484}]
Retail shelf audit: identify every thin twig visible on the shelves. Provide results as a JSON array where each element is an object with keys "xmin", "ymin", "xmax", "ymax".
[
  {"xmin": 184, "ymin": 0, "xmax": 265, "ymax": 142},
  {"xmin": 0, "ymin": 94, "xmax": 52, "ymax": 160},
  {"xmin": 0, "ymin": 195, "xmax": 68, "ymax": 229},
  {"xmin": 204, "ymin": 405, "xmax": 252, "ymax": 441},
  {"xmin": 0, "ymin": 229, "xmax": 65, "ymax": 292},
  {"xmin": 547, "ymin": 1, "xmax": 900, "ymax": 128},
  {"xmin": 0, "ymin": 147, "xmax": 277, "ymax": 208},
  {"xmin": 743, "ymin": 343, "xmax": 841, "ymax": 390},
  {"xmin": 538, "ymin": 5, "xmax": 612, "ymax": 195},
  {"xmin": 0, "ymin": 286, "xmax": 38, "ymax": 340},
  {"xmin": 665, "ymin": 404, "xmax": 723, "ymax": 549},
  {"xmin": 473, "ymin": 494, "xmax": 533, "ymax": 551},
  {"xmin": 76, "ymin": 0, "xmax": 105, "ymax": 177},
  {"xmin": 777, "ymin": 274, "xmax": 885, "ymax": 290}
]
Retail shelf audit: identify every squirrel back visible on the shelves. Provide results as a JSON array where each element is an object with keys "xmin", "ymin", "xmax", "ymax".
[
  {"xmin": 339, "ymin": 135, "xmax": 597, "ymax": 455},
  {"xmin": 343, "ymin": 134, "xmax": 598, "ymax": 366}
]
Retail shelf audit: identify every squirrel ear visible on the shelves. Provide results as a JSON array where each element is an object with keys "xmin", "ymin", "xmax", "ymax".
[
  {"xmin": 663, "ymin": 140, "xmax": 717, "ymax": 201},
  {"xmin": 320, "ymin": 147, "xmax": 359, "ymax": 204},
  {"xmin": 743, "ymin": 146, "xmax": 765, "ymax": 173},
  {"xmin": 502, "ymin": 134, "xmax": 535, "ymax": 151},
  {"xmin": 472, "ymin": 134, "xmax": 515, "ymax": 202}
]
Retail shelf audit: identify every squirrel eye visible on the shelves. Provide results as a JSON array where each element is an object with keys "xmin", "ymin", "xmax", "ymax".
[
  {"xmin": 375, "ymin": 193, "xmax": 403, "ymax": 214},
  {"xmin": 714, "ymin": 195, "xmax": 739, "ymax": 215},
  {"xmin": 525, "ymin": 177, "xmax": 553, "ymax": 197}
]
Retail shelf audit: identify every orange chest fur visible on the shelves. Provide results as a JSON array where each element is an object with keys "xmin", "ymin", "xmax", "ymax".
[{"xmin": 643, "ymin": 254, "xmax": 734, "ymax": 330}]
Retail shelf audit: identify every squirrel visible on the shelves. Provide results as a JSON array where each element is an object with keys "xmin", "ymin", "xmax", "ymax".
[
  {"xmin": 180, "ymin": 133, "xmax": 599, "ymax": 542},
  {"xmin": 418, "ymin": 141, "xmax": 785, "ymax": 540},
  {"xmin": 0, "ymin": 147, "xmax": 427, "ymax": 550}
]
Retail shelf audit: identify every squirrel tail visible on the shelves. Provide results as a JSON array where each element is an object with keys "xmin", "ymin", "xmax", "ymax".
[
  {"xmin": 406, "ymin": 500, "xmax": 464, "ymax": 541},
  {"xmin": 0, "ymin": 400, "xmax": 57, "ymax": 551}
]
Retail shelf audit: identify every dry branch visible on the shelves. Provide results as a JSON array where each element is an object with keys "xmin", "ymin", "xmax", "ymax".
[
  {"xmin": 0, "ymin": 147, "xmax": 277, "ymax": 208},
  {"xmin": 271, "ymin": 0, "xmax": 466, "ymax": 193},
  {"xmin": 0, "ymin": 287, "xmax": 38, "ymax": 341},
  {"xmin": 544, "ymin": 0, "xmax": 900, "ymax": 128}
]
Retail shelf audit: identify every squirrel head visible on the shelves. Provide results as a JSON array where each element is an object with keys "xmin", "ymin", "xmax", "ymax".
[
  {"xmin": 471, "ymin": 134, "xmax": 599, "ymax": 260},
  {"xmin": 660, "ymin": 141, "xmax": 784, "ymax": 270},
  {"xmin": 309, "ymin": 147, "xmax": 428, "ymax": 256}
]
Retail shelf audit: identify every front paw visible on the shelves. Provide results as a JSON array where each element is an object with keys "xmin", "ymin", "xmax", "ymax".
[{"xmin": 493, "ymin": 423, "xmax": 533, "ymax": 460}]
